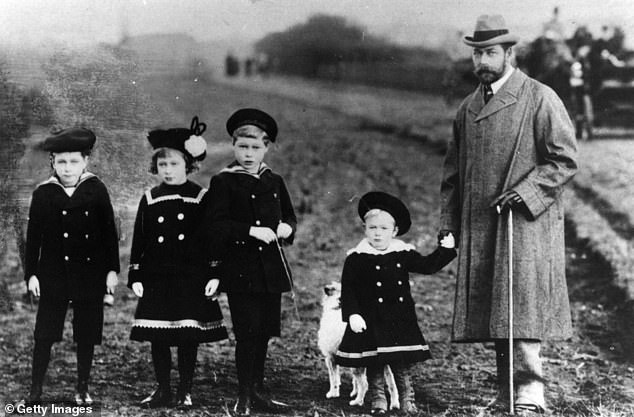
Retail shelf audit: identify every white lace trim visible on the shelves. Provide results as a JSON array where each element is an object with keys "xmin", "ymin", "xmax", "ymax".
[
  {"xmin": 336, "ymin": 344, "xmax": 429, "ymax": 359},
  {"xmin": 145, "ymin": 188, "xmax": 207, "ymax": 205},
  {"xmin": 347, "ymin": 238, "xmax": 415, "ymax": 256},
  {"xmin": 132, "ymin": 318, "xmax": 225, "ymax": 330}
]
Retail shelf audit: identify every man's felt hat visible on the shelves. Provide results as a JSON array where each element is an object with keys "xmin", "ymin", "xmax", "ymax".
[
  {"xmin": 358, "ymin": 191, "xmax": 411, "ymax": 236},
  {"xmin": 226, "ymin": 108, "xmax": 278, "ymax": 142},
  {"xmin": 147, "ymin": 116, "xmax": 207, "ymax": 161},
  {"xmin": 463, "ymin": 15, "xmax": 519, "ymax": 47},
  {"xmin": 42, "ymin": 128, "xmax": 96, "ymax": 153}
]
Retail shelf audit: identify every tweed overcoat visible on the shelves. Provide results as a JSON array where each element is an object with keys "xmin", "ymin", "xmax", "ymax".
[
  {"xmin": 24, "ymin": 173, "xmax": 120, "ymax": 302},
  {"xmin": 440, "ymin": 69, "xmax": 578, "ymax": 342}
]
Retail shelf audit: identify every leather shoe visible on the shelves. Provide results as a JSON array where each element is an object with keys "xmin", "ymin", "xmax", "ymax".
[
  {"xmin": 234, "ymin": 394, "xmax": 251, "ymax": 416},
  {"xmin": 250, "ymin": 389, "xmax": 289, "ymax": 413},
  {"xmin": 140, "ymin": 387, "xmax": 171, "ymax": 408}
]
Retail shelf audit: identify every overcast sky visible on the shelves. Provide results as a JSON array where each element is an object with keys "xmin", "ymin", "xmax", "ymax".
[{"xmin": 2, "ymin": 0, "xmax": 633, "ymax": 49}]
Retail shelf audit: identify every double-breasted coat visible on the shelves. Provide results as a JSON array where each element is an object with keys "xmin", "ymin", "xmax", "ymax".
[
  {"xmin": 206, "ymin": 162, "xmax": 297, "ymax": 294},
  {"xmin": 335, "ymin": 239, "xmax": 456, "ymax": 367},
  {"xmin": 128, "ymin": 181, "xmax": 228, "ymax": 344},
  {"xmin": 24, "ymin": 173, "xmax": 120, "ymax": 302},
  {"xmin": 440, "ymin": 69, "xmax": 578, "ymax": 342}
]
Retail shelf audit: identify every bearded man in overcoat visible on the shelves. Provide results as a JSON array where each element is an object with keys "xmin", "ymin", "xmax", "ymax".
[{"xmin": 439, "ymin": 14, "xmax": 578, "ymax": 413}]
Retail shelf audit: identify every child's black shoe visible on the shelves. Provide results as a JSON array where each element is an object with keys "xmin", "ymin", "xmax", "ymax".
[{"xmin": 140, "ymin": 387, "xmax": 172, "ymax": 408}]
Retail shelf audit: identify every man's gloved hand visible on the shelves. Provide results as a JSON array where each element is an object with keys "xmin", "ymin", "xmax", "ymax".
[
  {"xmin": 438, "ymin": 229, "xmax": 457, "ymax": 246},
  {"xmin": 491, "ymin": 190, "xmax": 524, "ymax": 213}
]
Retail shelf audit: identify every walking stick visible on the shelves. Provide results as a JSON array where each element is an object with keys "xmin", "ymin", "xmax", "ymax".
[
  {"xmin": 275, "ymin": 237, "xmax": 300, "ymax": 320},
  {"xmin": 508, "ymin": 208, "xmax": 514, "ymax": 415},
  {"xmin": 497, "ymin": 205, "xmax": 514, "ymax": 414}
]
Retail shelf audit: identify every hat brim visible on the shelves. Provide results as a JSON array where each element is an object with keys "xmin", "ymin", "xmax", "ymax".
[
  {"xmin": 463, "ymin": 33, "xmax": 519, "ymax": 47},
  {"xmin": 358, "ymin": 191, "xmax": 411, "ymax": 236}
]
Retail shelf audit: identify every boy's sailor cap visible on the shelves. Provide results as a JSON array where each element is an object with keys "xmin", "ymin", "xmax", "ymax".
[
  {"xmin": 358, "ymin": 191, "xmax": 411, "ymax": 236},
  {"xmin": 227, "ymin": 108, "xmax": 278, "ymax": 142},
  {"xmin": 42, "ymin": 128, "xmax": 96, "ymax": 153}
]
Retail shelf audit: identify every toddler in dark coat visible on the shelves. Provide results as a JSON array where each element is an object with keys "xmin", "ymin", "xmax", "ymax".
[
  {"xmin": 22, "ymin": 128, "xmax": 120, "ymax": 406},
  {"xmin": 335, "ymin": 191, "xmax": 456, "ymax": 415},
  {"xmin": 128, "ymin": 117, "xmax": 228, "ymax": 408}
]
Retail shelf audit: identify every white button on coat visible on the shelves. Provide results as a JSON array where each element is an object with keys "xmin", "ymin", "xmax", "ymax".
[
  {"xmin": 375, "ymin": 265, "xmax": 381, "ymax": 270},
  {"xmin": 177, "ymin": 213, "xmax": 184, "ymax": 220},
  {"xmin": 378, "ymin": 298, "xmax": 383, "ymax": 303},
  {"xmin": 158, "ymin": 236, "xmax": 164, "ymax": 243},
  {"xmin": 178, "ymin": 234, "xmax": 185, "ymax": 240},
  {"xmin": 376, "ymin": 282, "xmax": 382, "ymax": 287},
  {"xmin": 158, "ymin": 216, "xmax": 164, "ymax": 223},
  {"xmin": 63, "ymin": 233, "xmax": 68, "ymax": 238}
]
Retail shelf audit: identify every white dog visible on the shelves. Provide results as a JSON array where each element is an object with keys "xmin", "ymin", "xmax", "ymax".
[{"xmin": 318, "ymin": 281, "xmax": 399, "ymax": 409}]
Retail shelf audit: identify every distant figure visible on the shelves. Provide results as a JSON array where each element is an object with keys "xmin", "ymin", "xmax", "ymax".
[
  {"xmin": 541, "ymin": 6, "xmax": 565, "ymax": 42},
  {"xmin": 440, "ymin": 14, "xmax": 578, "ymax": 414},
  {"xmin": 225, "ymin": 53, "xmax": 240, "ymax": 77},
  {"xmin": 244, "ymin": 58, "xmax": 254, "ymax": 77}
]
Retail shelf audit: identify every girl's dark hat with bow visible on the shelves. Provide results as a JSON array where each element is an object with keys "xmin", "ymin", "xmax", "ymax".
[
  {"xmin": 147, "ymin": 116, "xmax": 208, "ymax": 161},
  {"xmin": 226, "ymin": 108, "xmax": 278, "ymax": 142},
  {"xmin": 42, "ymin": 128, "xmax": 96, "ymax": 153},
  {"xmin": 358, "ymin": 191, "xmax": 412, "ymax": 236}
]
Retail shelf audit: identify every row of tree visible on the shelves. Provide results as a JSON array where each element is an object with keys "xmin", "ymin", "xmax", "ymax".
[{"xmin": 254, "ymin": 14, "xmax": 449, "ymax": 92}]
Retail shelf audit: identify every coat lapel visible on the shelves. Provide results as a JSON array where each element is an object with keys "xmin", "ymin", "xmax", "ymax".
[{"xmin": 472, "ymin": 69, "xmax": 527, "ymax": 122}]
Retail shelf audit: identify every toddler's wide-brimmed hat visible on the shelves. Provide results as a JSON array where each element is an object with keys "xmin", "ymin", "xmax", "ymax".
[
  {"xmin": 227, "ymin": 108, "xmax": 278, "ymax": 142},
  {"xmin": 147, "ymin": 116, "xmax": 207, "ymax": 161},
  {"xmin": 463, "ymin": 14, "xmax": 519, "ymax": 47},
  {"xmin": 42, "ymin": 128, "xmax": 96, "ymax": 153},
  {"xmin": 358, "ymin": 191, "xmax": 411, "ymax": 236}
]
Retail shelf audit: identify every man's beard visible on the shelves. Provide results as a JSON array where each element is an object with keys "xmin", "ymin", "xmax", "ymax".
[{"xmin": 475, "ymin": 61, "xmax": 506, "ymax": 84}]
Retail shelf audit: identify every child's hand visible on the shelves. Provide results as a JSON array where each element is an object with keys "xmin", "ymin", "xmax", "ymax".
[
  {"xmin": 106, "ymin": 271, "xmax": 118, "ymax": 294},
  {"xmin": 132, "ymin": 282, "xmax": 144, "ymax": 298},
  {"xmin": 440, "ymin": 232, "xmax": 455, "ymax": 249},
  {"xmin": 249, "ymin": 226, "xmax": 277, "ymax": 244},
  {"xmin": 205, "ymin": 279, "xmax": 220, "ymax": 300},
  {"xmin": 349, "ymin": 314, "xmax": 367, "ymax": 333},
  {"xmin": 28, "ymin": 276, "xmax": 40, "ymax": 297},
  {"xmin": 276, "ymin": 222, "xmax": 293, "ymax": 240}
]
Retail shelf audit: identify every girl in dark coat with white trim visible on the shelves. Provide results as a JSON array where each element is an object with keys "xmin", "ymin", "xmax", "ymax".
[
  {"xmin": 335, "ymin": 191, "xmax": 456, "ymax": 415},
  {"xmin": 128, "ymin": 117, "xmax": 228, "ymax": 408}
]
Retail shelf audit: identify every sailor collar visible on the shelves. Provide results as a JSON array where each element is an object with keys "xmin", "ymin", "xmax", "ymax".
[
  {"xmin": 220, "ymin": 161, "xmax": 271, "ymax": 179},
  {"xmin": 347, "ymin": 238, "xmax": 415, "ymax": 256},
  {"xmin": 40, "ymin": 172, "xmax": 96, "ymax": 189}
]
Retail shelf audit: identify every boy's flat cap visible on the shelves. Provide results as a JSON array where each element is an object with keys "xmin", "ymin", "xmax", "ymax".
[
  {"xmin": 227, "ymin": 108, "xmax": 278, "ymax": 142},
  {"xmin": 42, "ymin": 128, "xmax": 96, "ymax": 153},
  {"xmin": 358, "ymin": 191, "xmax": 411, "ymax": 236}
]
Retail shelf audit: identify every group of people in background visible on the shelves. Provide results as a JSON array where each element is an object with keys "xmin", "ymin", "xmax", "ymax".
[{"xmin": 19, "ymin": 13, "xmax": 577, "ymax": 417}]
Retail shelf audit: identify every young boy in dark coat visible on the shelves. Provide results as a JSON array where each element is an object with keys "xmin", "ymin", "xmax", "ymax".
[
  {"xmin": 128, "ymin": 117, "xmax": 228, "ymax": 408},
  {"xmin": 335, "ymin": 192, "xmax": 456, "ymax": 415},
  {"xmin": 206, "ymin": 108, "xmax": 297, "ymax": 416},
  {"xmin": 22, "ymin": 128, "xmax": 120, "ymax": 405}
]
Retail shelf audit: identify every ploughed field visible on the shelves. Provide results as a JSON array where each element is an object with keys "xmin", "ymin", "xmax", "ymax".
[{"xmin": 1, "ymin": 73, "xmax": 633, "ymax": 416}]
